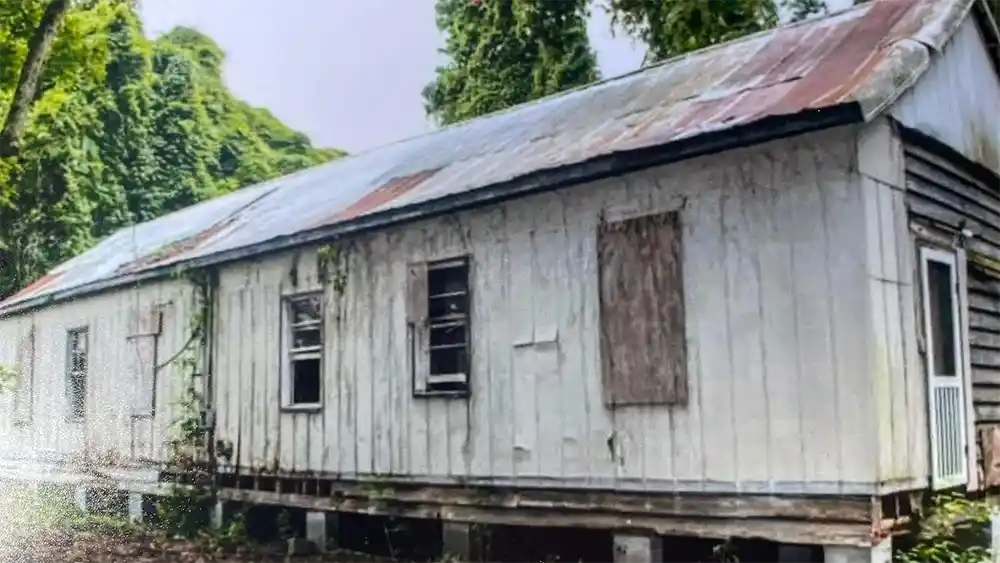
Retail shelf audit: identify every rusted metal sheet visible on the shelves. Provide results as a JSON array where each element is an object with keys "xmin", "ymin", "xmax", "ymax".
[
  {"xmin": 5, "ymin": 272, "xmax": 62, "ymax": 303},
  {"xmin": 315, "ymin": 168, "xmax": 440, "ymax": 227},
  {"xmin": 0, "ymin": 0, "xmax": 988, "ymax": 313}
]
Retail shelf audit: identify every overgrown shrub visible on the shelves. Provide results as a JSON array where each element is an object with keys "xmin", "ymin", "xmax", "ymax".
[{"xmin": 897, "ymin": 492, "xmax": 994, "ymax": 563}]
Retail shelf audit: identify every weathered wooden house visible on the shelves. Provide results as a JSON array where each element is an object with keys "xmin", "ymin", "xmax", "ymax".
[{"xmin": 0, "ymin": 0, "xmax": 998, "ymax": 560}]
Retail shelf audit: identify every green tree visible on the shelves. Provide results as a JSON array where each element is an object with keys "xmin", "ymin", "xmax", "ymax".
[
  {"xmin": 0, "ymin": 1, "xmax": 344, "ymax": 299},
  {"xmin": 782, "ymin": 0, "xmax": 827, "ymax": 22},
  {"xmin": 424, "ymin": 0, "xmax": 599, "ymax": 126},
  {"xmin": 0, "ymin": 0, "xmax": 71, "ymax": 159},
  {"xmin": 606, "ymin": 0, "xmax": 778, "ymax": 63}
]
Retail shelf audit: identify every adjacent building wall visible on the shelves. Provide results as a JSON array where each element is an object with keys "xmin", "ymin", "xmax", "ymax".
[
  {"xmin": 860, "ymin": 12, "xmax": 1000, "ymax": 492},
  {"xmin": 211, "ymin": 126, "xmax": 884, "ymax": 495},
  {"xmin": 0, "ymin": 278, "xmax": 193, "ymax": 467},
  {"xmin": 892, "ymin": 17, "xmax": 1000, "ymax": 177}
]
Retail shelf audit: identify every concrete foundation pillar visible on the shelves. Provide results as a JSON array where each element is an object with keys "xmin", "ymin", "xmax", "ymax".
[
  {"xmin": 210, "ymin": 500, "xmax": 236, "ymax": 529},
  {"xmin": 305, "ymin": 510, "xmax": 338, "ymax": 552},
  {"xmin": 613, "ymin": 533, "xmax": 663, "ymax": 563},
  {"xmin": 442, "ymin": 522, "xmax": 484, "ymax": 561},
  {"xmin": 127, "ymin": 492, "xmax": 146, "ymax": 523},
  {"xmin": 824, "ymin": 537, "xmax": 892, "ymax": 563},
  {"xmin": 73, "ymin": 486, "xmax": 89, "ymax": 513}
]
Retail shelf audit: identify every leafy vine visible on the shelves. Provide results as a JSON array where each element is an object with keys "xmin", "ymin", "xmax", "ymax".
[
  {"xmin": 0, "ymin": 363, "xmax": 17, "ymax": 394},
  {"xmin": 317, "ymin": 242, "xmax": 348, "ymax": 294},
  {"xmin": 897, "ymin": 492, "xmax": 994, "ymax": 563},
  {"xmin": 155, "ymin": 268, "xmax": 217, "ymax": 537}
]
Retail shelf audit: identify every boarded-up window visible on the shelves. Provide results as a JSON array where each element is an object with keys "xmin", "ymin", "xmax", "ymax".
[
  {"xmin": 598, "ymin": 210, "xmax": 687, "ymax": 406},
  {"xmin": 128, "ymin": 308, "xmax": 163, "ymax": 417},
  {"xmin": 408, "ymin": 256, "xmax": 471, "ymax": 397}
]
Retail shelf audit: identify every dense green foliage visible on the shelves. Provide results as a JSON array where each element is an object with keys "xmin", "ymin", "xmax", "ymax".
[
  {"xmin": 606, "ymin": 0, "xmax": 779, "ymax": 62},
  {"xmin": 0, "ymin": 0, "xmax": 342, "ymax": 299},
  {"xmin": 424, "ymin": 0, "xmax": 599, "ymax": 125},
  {"xmin": 782, "ymin": 0, "xmax": 828, "ymax": 22}
]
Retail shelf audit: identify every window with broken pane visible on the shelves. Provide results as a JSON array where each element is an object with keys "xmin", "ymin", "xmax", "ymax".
[
  {"xmin": 426, "ymin": 257, "xmax": 470, "ymax": 394},
  {"xmin": 285, "ymin": 294, "xmax": 323, "ymax": 407},
  {"xmin": 66, "ymin": 327, "xmax": 88, "ymax": 420}
]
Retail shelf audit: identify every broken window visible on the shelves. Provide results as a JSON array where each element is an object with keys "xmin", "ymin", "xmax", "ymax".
[
  {"xmin": 598, "ymin": 210, "xmax": 688, "ymax": 406},
  {"xmin": 283, "ymin": 293, "xmax": 323, "ymax": 408},
  {"xmin": 66, "ymin": 327, "xmax": 89, "ymax": 420},
  {"xmin": 408, "ymin": 256, "xmax": 471, "ymax": 397}
]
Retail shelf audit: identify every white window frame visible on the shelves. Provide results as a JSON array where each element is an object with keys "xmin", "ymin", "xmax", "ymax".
[
  {"xmin": 426, "ymin": 257, "xmax": 471, "ymax": 390},
  {"xmin": 920, "ymin": 247, "xmax": 969, "ymax": 490},
  {"xmin": 281, "ymin": 292, "xmax": 324, "ymax": 411},
  {"xmin": 65, "ymin": 326, "xmax": 89, "ymax": 422}
]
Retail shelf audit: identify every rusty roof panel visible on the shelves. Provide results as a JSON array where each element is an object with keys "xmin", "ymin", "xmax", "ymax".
[{"xmin": 0, "ymin": 0, "xmax": 985, "ymax": 313}]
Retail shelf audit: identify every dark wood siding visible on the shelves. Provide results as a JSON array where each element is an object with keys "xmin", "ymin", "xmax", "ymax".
[
  {"xmin": 598, "ymin": 210, "xmax": 687, "ymax": 406},
  {"xmin": 904, "ymin": 136, "xmax": 1000, "ymax": 427}
]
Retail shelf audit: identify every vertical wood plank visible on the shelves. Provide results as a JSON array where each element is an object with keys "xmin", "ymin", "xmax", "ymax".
[
  {"xmin": 826, "ymin": 155, "xmax": 880, "ymax": 485},
  {"xmin": 486, "ymin": 207, "xmax": 514, "ymax": 479},
  {"xmin": 760, "ymin": 156, "xmax": 805, "ymax": 485},
  {"xmin": 372, "ymin": 235, "xmax": 392, "ymax": 475},
  {"xmin": 556, "ymin": 190, "xmax": 591, "ymax": 480},
  {"xmin": 338, "ymin": 246, "xmax": 359, "ymax": 475},
  {"xmin": 405, "ymin": 229, "xmax": 429, "ymax": 477},
  {"xmin": 727, "ymin": 161, "xmax": 770, "ymax": 484},
  {"xmin": 508, "ymin": 207, "xmax": 538, "ymax": 478}
]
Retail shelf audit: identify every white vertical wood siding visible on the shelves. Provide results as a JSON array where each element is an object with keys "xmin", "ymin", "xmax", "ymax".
[
  {"xmin": 0, "ymin": 279, "xmax": 192, "ymax": 466},
  {"xmin": 891, "ymin": 17, "xmax": 1000, "ymax": 176},
  {"xmin": 856, "ymin": 119, "xmax": 932, "ymax": 492},
  {"xmin": 212, "ymin": 127, "xmax": 885, "ymax": 494}
]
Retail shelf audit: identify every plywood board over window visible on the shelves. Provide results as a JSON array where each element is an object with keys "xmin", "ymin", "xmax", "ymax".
[
  {"xmin": 598, "ymin": 210, "xmax": 687, "ymax": 407},
  {"xmin": 127, "ymin": 306, "xmax": 164, "ymax": 418}
]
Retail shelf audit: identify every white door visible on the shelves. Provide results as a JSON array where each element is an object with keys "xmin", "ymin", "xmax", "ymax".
[{"xmin": 920, "ymin": 247, "xmax": 969, "ymax": 489}]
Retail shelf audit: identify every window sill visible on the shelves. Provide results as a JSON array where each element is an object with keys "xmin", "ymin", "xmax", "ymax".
[
  {"xmin": 281, "ymin": 403, "xmax": 323, "ymax": 413},
  {"xmin": 413, "ymin": 389, "xmax": 469, "ymax": 399}
]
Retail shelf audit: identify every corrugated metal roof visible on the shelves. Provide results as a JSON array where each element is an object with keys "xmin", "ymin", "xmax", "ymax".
[{"xmin": 0, "ymin": 0, "xmax": 986, "ymax": 314}]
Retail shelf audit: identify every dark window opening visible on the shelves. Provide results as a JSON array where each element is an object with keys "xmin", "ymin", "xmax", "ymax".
[
  {"xmin": 928, "ymin": 260, "xmax": 957, "ymax": 377},
  {"xmin": 426, "ymin": 258, "xmax": 470, "ymax": 394},
  {"xmin": 286, "ymin": 294, "xmax": 323, "ymax": 407},
  {"xmin": 292, "ymin": 357, "xmax": 321, "ymax": 405},
  {"xmin": 67, "ymin": 328, "xmax": 88, "ymax": 420}
]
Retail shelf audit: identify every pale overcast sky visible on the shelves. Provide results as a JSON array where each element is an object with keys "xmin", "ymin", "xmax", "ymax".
[{"xmin": 138, "ymin": 0, "xmax": 852, "ymax": 154}]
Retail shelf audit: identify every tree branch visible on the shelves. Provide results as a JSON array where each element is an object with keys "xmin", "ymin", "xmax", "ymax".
[{"xmin": 0, "ymin": 0, "xmax": 73, "ymax": 159}]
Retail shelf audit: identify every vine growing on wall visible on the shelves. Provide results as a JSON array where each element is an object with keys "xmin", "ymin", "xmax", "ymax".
[
  {"xmin": 0, "ymin": 363, "xmax": 17, "ymax": 394},
  {"xmin": 316, "ymin": 242, "xmax": 348, "ymax": 294},
  {"xmin": 154, "ymin": 267, "xmax": 218, "ymax": 538}
]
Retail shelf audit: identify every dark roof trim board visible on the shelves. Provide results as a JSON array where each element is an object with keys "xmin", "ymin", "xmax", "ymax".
[{"xmin": 0, "ymin": 103, "xmax": 863, "ymax": 317}]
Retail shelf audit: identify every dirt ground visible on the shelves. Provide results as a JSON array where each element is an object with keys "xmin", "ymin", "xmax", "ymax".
[{"xmin": 0, "ymin": 527, "xmax": 404, "ymax": 563}]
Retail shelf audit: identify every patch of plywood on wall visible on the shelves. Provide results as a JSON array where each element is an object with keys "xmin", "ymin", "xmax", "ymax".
[{"xmin": 597, "ymin": 210, "xmax": 687, "ymax": 407}]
